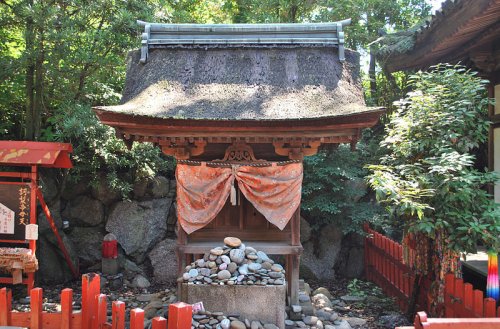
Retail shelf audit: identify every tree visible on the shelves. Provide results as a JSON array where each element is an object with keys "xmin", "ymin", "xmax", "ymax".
[{"xmin": 367, "ymin": 65, "xmax": 500, "ymax": 316}]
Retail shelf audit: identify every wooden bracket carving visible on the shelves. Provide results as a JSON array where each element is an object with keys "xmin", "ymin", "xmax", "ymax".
[
  {"xmin": 161, "ymin": 140, "xmax": 207, "ymax": 160},
  {"xmin": 214, "ymin": 142, "xmax": 265, "ymax": 163},
  {"xmin": 273, "ymin": 141, "xmax": 321, "ymax": 160}
]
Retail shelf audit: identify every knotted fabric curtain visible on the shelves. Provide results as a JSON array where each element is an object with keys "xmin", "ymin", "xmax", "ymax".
[{"xmin": 176, "ymin": 162, "xmax": 303, "ymax": 234}]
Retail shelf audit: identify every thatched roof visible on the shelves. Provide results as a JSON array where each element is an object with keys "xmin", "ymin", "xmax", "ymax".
[
  {"xmin": 94, "ymin": 46, "xmax": 378, "ymax": 121},
  {"xmin": 376, "ymin": 0, "xmax": 500, "ymax": 73}
]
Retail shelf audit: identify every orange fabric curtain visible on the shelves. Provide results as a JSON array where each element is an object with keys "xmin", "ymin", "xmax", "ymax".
[{"xmin": 176, "ymin": 162, "xmax": 303, "ymax": 234}]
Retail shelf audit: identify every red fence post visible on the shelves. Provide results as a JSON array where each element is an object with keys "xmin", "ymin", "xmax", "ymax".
[
  {"xmin": 484, "ymin": 298, "xmax": 496, "ymax": 317},
  {"xmin": 444, "ymin": 273, "xmax": 455, "ymax": 317},
  {"xmin": 61, "ymin": 288, "xmax": 73, "ymax": 329},
  {"xmin": 112, "ymin": 301, "xmax": 125, "ymax": 329},
  {"xmin": 82, "ymin": 274, "xmax": 101, "ymax": 329},
  {"xmin": 463, "ymin": 283, "xmax": 473, "ymax": 317},
  {"xmin": 473, "ymin": 289, "xmax": 484, "ymax": 317},
  {"xmin": 168, "ymin": 302, "xmax": 193, "ymax": 329},
  {"xmin": 93, "ymin": 294, "xmax": 107, "ymax": 329},
  {"xmin": 30, "ymin": 288, "xmax": 43, "ymax": 329},
  {"xmin": 130, "ymin": 309, "xmax": 145, "ymax": 329},
  {"xmin": 0, "ymin": 287, "xmax": 12, "ymax": 326},
  {"xmin": 152, "ymin": 317, "xmax": 167, "ymax": 329},
  {"xmin": 454, "ymin": 278, "xmax": 464, "ymax": 317}
]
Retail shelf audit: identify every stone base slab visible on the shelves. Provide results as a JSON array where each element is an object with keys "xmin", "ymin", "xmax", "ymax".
[{"xmin": 181, "ymin": 283, "xmax": 286, "ymax": 329}]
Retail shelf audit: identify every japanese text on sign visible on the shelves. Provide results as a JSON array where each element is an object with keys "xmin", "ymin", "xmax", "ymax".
[{"xmin": 0, "ymin": 203, "xmax": 15, "ymax": 234}]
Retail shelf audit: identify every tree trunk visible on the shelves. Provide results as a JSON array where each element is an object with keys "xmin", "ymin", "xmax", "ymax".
[
  {"xmin": 24, "ymin": 0, "xmax": 35, "ymax": 140},
  {"xmin": 406, "ymin": 273, "xmax": 422, "ymax": 320},
  {"xmin": 33, "ymin": 24, "xmax": 45, "ymax": 140},
  {"xmin": 369, "ymin": 46, "xmax": 377, "ymax": 105}
]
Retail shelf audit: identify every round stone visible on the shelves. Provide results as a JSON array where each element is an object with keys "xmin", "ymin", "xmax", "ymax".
[
  {"xmin": 246, "ymin": 253, "xmax": 258, "ymax": 260},
  {"xmin": 182, "ymin": 273, "xmax": 190, "ymax": 280},
  {"xmin": 200, "ymin": 268, "xmax": 211, "ymax": 277},
  {"xmin": 211, "ymin": 247, "xmax": 224, "ymax": 256},
  {"xmin": 248, "ymin": 263, "xmax": 262, "ymax": 272},
  {"xmin": 217, "ymin": 270, "xmax": 231, "ymax": 280},
  {"xmin": 274, "ymin": 279, "xmax": 284, "ymax": 285},
  {"xmin": 224, "ymin": 237, "xmax": 242, "ymax": 248},
  {"xmin": 237, "ymin": 274, "xmax": 245, "ymax": 282},
  {"xmin": 257, "ymin": 251, "xmax": 271, "ymax": 262},
  {"xmin": 261, "ymin": 262, "xmax": 272, "ymax": 270},
  {"xmin": 269, "ymin": 271, "xmax": 283, "ymax": 279},
  {"xmin": 219, "ymin": 263, "xmax": 228, "ymax": 270},
  {"xmin": 245, "ymin": 246, "xmax": 257, "ymax": 254},
  {"xmin": 230, "ymin": 249, "xmax": 245, "ymax": 264},
  {"xmin": 208, "ymin": 261, "xmax": 217, "ymax": 269},
  {"xmin": 271, "ymin": 264, "xmax": 283, "ymax": 272},
  {"xmin": 227, "ymin": 262, "xmax": 238, "ymax": 274},
  {"xmin": 230, "ymin": 320, "xmax": 246, "ymax": 329},
  {"xmin": 221, "ymin": 319, "xmax": 230, "ymax": 329},
  {"xmin": 188, "ymin": 269, "xmax": 199, "ymax": 277},
  {"xmin": 221, "ymin": 255, "xmax": 231, "ymax": 264},
  {"xmin": 196, "ymin": 259, "xmax": 205, "ymax": 267},
  {"xmin": 238, "ymin": 264, "xmax": 249, "ymax": 275}
]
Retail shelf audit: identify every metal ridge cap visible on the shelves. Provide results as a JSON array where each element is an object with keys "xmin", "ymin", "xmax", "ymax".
[{"xmin": 137, "ymin": 19, "xmax": 352, "ymax": 32}]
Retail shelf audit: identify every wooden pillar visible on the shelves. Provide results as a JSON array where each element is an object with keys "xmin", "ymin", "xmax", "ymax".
[{"xmin": 289, "ymin": 207, "xmax": 301, "ymax": 305}]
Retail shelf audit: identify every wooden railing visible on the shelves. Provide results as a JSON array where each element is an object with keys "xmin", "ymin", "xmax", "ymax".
[
  {"xmin": 0, "ymin": 273, "xmax": 192, "ymax": 329},
  {"xmin": 443, "ymin": 273, "xmax": 500, "ymax": 318},
  {"xmin": 397, "ymin": 311, "xmax": 500, "ymax": 329},
  {"xmin": 364, "ymin": 224, "xmax": 500, "ymax": 318}
]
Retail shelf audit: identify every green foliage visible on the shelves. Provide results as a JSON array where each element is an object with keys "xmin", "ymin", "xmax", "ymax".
[
  {"xmin": 367, "ymin": 64, "xmax": 500, "ymax": 253},
  {"xmin": 47, "ymin": 103, "xmax": 174, "ymax": 198},
  {"xmin": 302, "ymin": 136, "xmax": 384, "ymax": 234}
]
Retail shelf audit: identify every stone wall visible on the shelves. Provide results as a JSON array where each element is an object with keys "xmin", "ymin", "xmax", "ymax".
[
  {"xmin": 37, "ymin": 170, "xmax": 178, "ymax": 286},
  {"xmin": 37, "ymin": 170, "xmax": 363, "ymax": 285}
]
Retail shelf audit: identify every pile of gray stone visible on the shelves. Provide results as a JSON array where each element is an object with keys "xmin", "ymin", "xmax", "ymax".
[
  {"xmin": 192, "ymin": 311, "xmax": 279, "ymax": 329},
  {"xmin": 179, "ymin": 237, "xmax": 285, "ymax": 286}
]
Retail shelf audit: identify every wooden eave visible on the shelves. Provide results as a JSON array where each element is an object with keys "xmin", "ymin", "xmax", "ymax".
[
  {"xmin": 95, "ymin": 109, "xmax": 383, "ymax": 139},
  {"xmin": 94, "ymin": 108, "xmax": 384, "ymax": 160},
  {"xmin": 384, "ymin": 0, "xmax": 500, "ymax": 73}
]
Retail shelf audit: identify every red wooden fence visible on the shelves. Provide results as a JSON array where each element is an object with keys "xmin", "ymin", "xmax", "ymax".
[
  {"xmin": 396, "ymin": 311, "xmax": 500, "ymax": 329},
  {"xmin": 364, "ymin": 224, "xmax": 500, "ymax": 318},
  {"xmin": 0, "ymin": 273, "xmax": 192, "ymax": 329},
  {"xmin": 364, "ymin": 224, "xmax": 430, "ymax": 313}
]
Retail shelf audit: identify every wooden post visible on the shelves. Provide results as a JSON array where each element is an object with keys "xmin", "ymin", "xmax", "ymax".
[
  {"xmin": 130, "ymin": 309, "xmax": 145, "ymax": 329},
  {"xmin": 29, "ymin": 166, "xmax": 37, "ymax": 254},
  {"xmin": 82, "ymin": 273, "xmax": 101, "ymax": 329},
  {"xmin": 93, "ymin": 294, "xmax": 107, "ymax": 329},
  {"xmin": 152, "ymin": 317, "xmax": 167, "ymax": 329},
  {"xmin": 112, "ymin": 301, "xmax": 126, "ymax": 329},
  {"xmin": 0, "ymin": 287, "xmax": 12, "ymax": 326},
  {"xmin": 30, "ymin": 287, "xmax": 43, "ymax": 329},
  {"xmin": 484, "ymin": 298, "xmax": 496, "ymax": 317},
  {"xmin": 463, "ymin": 283, "xmax": 473, "ymax": 317},
  {"xmin": 61, "ymin": 288, "xmax": 73, "ymax": 329},
  {"xmin": 454, "ymin": 278, "xmax": 464, "ymax": 317},
  {"xmin": 291, "ymin": 208, "xmax": 300, "ymax": 246},
  {"xmin": 473, "ymin": 289, "xmax": 484, "ymax": 317},
  {"xmin": 168, "ymin": 302, "xmax": 192, "ymax": 329},
  {"xmin": 444, "ymin": 273, "xmax": 455, "ymax": 317},
  {"xmin": 290, "ymin": 254, "xmax": 300, "ymax": 305}
]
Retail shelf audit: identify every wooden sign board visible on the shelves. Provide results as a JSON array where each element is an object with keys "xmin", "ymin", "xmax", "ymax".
[{"xmin": 0, "ymin": 183, "xmax": 31, "ymax": 241}]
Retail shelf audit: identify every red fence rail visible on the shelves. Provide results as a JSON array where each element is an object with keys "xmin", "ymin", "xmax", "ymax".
[
  {"xmin": 364, "ymin": 224, "xmax": 500, "ymax": 318},
  {"xmin": 0, "ymin": 273, "xmax": 192, "ymax": 329},
  {"xmin": 396, "ymin": 311, "xmax": 500, "ymax": 329}
]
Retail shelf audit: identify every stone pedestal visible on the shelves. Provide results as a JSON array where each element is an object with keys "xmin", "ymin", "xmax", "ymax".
[
  {"xmin": 181, "ymin": 284, "xmax": 286, "ymax": 329},
  {"xmin": 101, "ymin": 258, "xmax": 119, "ymax": 275}
]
